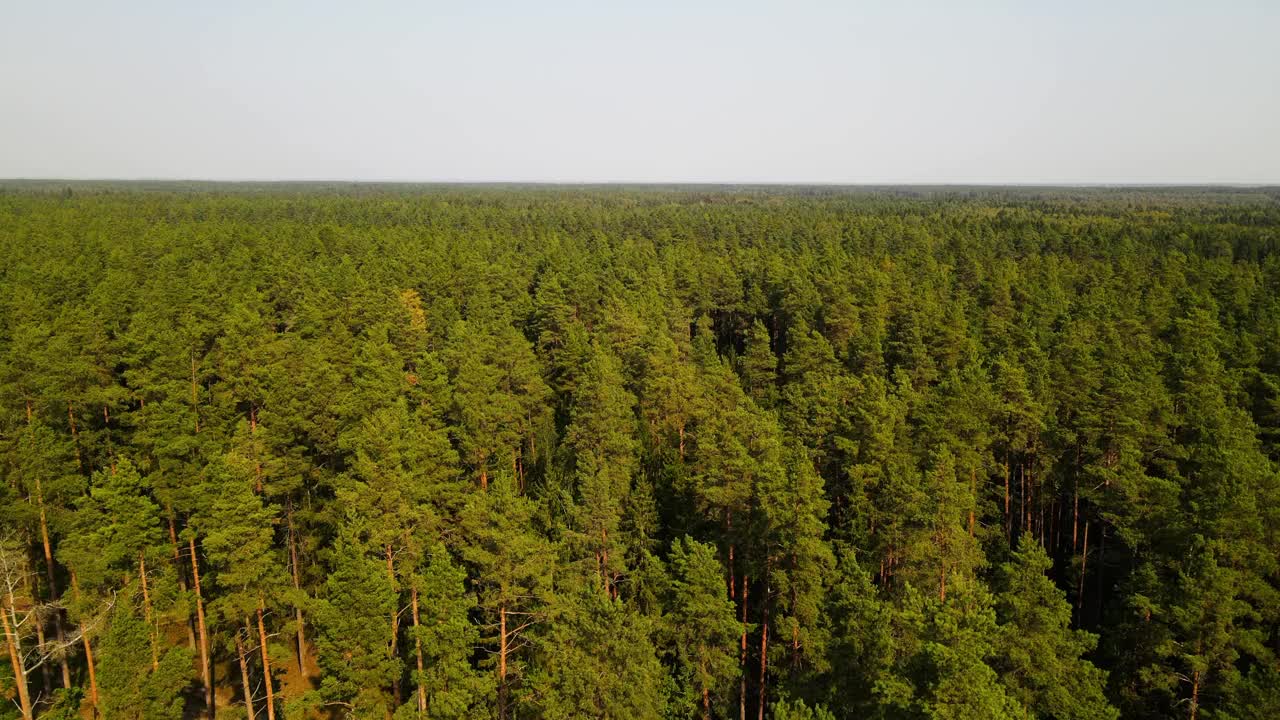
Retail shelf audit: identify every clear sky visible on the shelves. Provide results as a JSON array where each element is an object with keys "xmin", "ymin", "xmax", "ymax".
[{"xmin": 3, "ymin": 1, "xmax": 1278, "ymax": 184}]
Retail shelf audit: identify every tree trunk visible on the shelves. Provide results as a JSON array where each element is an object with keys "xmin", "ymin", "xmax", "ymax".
[
  {"xmin": 701, "ymin": 660, "xmax": 711, "ymax": 720},
  {"xmin": 758, "ymin": 592, "xmax": 769, "ymax": 720},
  {"xmin": 740, "ymin": 574, "xmax": 748, "ymax": 720},
  {"xmin": 498, "ymin": 605, "xmax": 508, "ymax": 720},
  {"xmin": 1096, "ymin": 523, "xmax": 1107, "ymax": 626},
  {"xmin": 168, "ymin": 512, "xmax": 198, "ymax": 653},
  {"xmin": 287, "ymin": 505, "xmax": 307, "ymax": 676},
  {"xmin": 385, "ymin": 544, "xmax": 402, "ymax": 704},
  {"xmin": 1003, "ymin": 460, "xmax": 1011, "ymax": 540},
  {"xmin": 968, "ymin": 468, "xmax": 976, "ymax": 537},
  {"xmin": 191, "ymin": 349, "xmax": 201, "ymax": 433},
  {"xmin": 412, "ymin": 586, "xmax": 426, "ymax": 715},
  {"xmin": 33, "ymin": 607, "xmax": 51, "ymax": 696},
  {"xmin": 790, "ymin": 551, "xmax": 800, "ymax": 666},
  {"xmin": 190, "ymin": 536, "xmax": 214, "ymax": 719},
  {"xmin": 1072, "ymin": 447, "xmax": 1081, "ymax": 553},
  {"xmin": 599, "ymin": 527, "xmax": 609, "ymax": 597},
  {"xmin": 1077, "ymin": 521, "xmax": 1089, "ymax": 613},
  {"xmin": 1189, "ymin": 669, "xmax": 1200, "ymax": 720},
  {"xmin": 140, "ymin": 554, "xmax": 159, "ymax": 671},
  {"xmin": 103, "ymin": 405, "xmax": 112, "ymax": 463},
  {"xmin": 250, "ymin": 408, "xmax": 264, "ymax": 494},
  {"xmin": 68, "ymin": 401, "xmax": 83, "ymax": 469},
  {"xmin": 1051, "ymin": 498, "xmax": 1060, "ymax": 553},
  {"xmin": 35, "ymin": 489, "xmax": 73, "ymax": 688},
  {"xmin": 257, "ymin": 601, "xmax": 276, "ymax": 720},
  {"xmin": 727, "ymin": 541, "xmax": 735, "ymax": 600},
  {"xmin": 28, "ymin": 566, "xmax": 51, "ymax": 697},
  {"xmin": 237, "ymin": 625, "xmax": 258, "ymax": 720},
  {"xmin": 2, "ymin": 600, "xmax": 33, "ymax": 720},
  {"xmin": 1039, "ymin": 484, "xmax": 1047, "ymax": 547},
  {"xmin": 1020, "ymin": 463, "xmax": 1027, "ymax": 536},
  {"xmin": 70, "ymin": 572, "xmax": 99, "ymax": 716}
]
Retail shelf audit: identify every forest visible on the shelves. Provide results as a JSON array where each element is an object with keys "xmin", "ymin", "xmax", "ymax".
[{"xmin": 1, "ymin": 183, "xmax": 1279, "ymax": 720}]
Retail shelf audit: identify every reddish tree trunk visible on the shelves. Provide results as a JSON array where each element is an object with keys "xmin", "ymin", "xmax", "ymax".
[
  {"xmin": 740, "ymin": 575, "xmax": 749, "ymax": 720},
  {"xmin": 168, "ymin": 512, "xmax": 198, "ymax": 652},
  {"xmin": 140, "ymin": 554, "xmax": 159, "ymax": 670},
  {"xmin": 412, "ymin": 586, "xmax": 426, "ymax": 715},
  {"xmin": 758, "ymin": 597, "xmax": 769, "ymax": 720},
  {"xmin": 600, "ymin": 528, "xmax": 608, "ymax": 594},
  {"xmin": 250, "ymin": 408, "xmax": 264, "ymax": 494},
  {"xmin": 68, "ymin": 401, "xmax": 83, "ymax": 469},
  {"xmin": 385, "ymin": 544, "xmax": 402, "ymax": 704},
  {"xmin": 498, "ymin": 606, "xmax": 509, "ymax": 720},
  {"xmin": 190, "ymin": 536, "xmax": 214, "ymax": 718},
  {"xmin": 237, "ymin": 625, "xmax": 258, "ymax": 720},
  {"xmin": 968, "ymin": 468, "xmax": 976, "ymax": 537},
  {"xmin": 2, "ymin": 601, "xmax": 33, "ymax": 720},
  {"xmin": 71, "ymin": 573, "xmax": 100, "ymax": 716},
  {"xmin": 257, "ymin": 602, "xmax": 276, "ymax": 720},
  {"xmin": 287, "ymin": 505, "xmax": 308, "ymax": 676},
  {"xmin": 1003, "ymin": 460, "xmax": 1011, "ymax": 540},
  {"xmin": 1020, "ymin": 463, "xmax": 1027, "ymax": 535},
  {"xmin": 34, "ymin": 486, "xmax": 73, "ymax": 688},
  {"xmin": 1077, "ymin": 521, "xmax": 1090, "ymax": 613},
  {"xmin": 1072, "ymin": 446, "xmax": 1081, "ymax": 553}
]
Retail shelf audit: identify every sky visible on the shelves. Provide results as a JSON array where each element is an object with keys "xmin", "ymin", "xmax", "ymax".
[{"xmin": 2, "ymin": 1, "xmax": 1278, "ymax": 184}]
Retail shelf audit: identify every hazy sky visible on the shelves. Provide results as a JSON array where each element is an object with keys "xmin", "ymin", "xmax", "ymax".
[{"xmin": 3, "ymin": 1, "xmax": 1278, "ymax": 183}]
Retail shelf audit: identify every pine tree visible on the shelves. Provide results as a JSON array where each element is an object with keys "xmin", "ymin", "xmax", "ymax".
[
  {"xmin": 667, "ymin": 537, "xmax": 740, "ymax": 720},
  {"xmin": 820, "ymin": 548, "xmax": 893, "ymax": 717},
  {"xmin": 313, "ymin": 525, "xmax": 401, "ymax": 717},
  {"xmin": 400, "ymin": 545, "xmax": 490, "ymax": 720},
  {"xmin": 993, "ymin": 537, "xmax": 1116, "ymax": 720},
  {"xmin": 740, "ymin": 320, "xmax": 778, "ymax": 410},
  {"xmin": 95, "ymin": 600, "xmax": 193, "ymax": 720},
  {"xmin": 198, "ymin": 460, "xmax": 283, "ymax": 720},
  {"xmin": 564, "ymin": 344, "xmax": 638, "ymax": 597},
  {"xmin": 458, "ymin": 473, "xmax": 555, "ymax": 719},
  {"xmin": 875, "ymin": 583, "xmax": 1024, "ymax": 720},
  {"xmin": 447, "ymin": 320, "xmax": 551, "ymax": 489},
  {"xmin": 525, "ymin": 587, "xmax": 664, "ymax": 720}
]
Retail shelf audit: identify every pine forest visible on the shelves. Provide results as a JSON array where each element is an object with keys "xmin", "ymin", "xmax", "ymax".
[{"xmin": 2, "ymin": 183, "xmax": 1279, "ymax": 720}]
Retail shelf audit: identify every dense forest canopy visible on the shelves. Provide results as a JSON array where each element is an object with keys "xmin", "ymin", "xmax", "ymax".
[{"xmin": 1, "ymin": 184, "xmax": 1279, "ymax": 720}]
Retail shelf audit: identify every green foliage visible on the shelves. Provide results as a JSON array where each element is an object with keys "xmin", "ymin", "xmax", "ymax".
[
  {"xmin": 59, "ymin": 458, "xmax": 162, "ymax": 590},
  {"xmin": 199, "ymin": 460, "xmax": 281, "ymax": 618},
  {"xmin": 524, "ymin": 588, "xmax": 664, "ymax": 720},
  {"xmin": 994, "ymin": 538, "xmax": 1117, "ymax": 720},
  {"xmin": 874, "ymin": 583, "xmax": 1023, "ymax": 720},
  {"xmin": 773, "ymin": 697, "xmax": 835, "ymax": 720},
  {"xmin": 2, "ymin": 185, "xmax": 1279, "ymax": 719},
  {"xmin": 667, "ymin": 537, "xmax": 741, "ymax": 716},
  {"xmin": 406, "ymin": 545, "xmax": 490, "ymax": 719},
  {"xmin": 96, "ymin": 601, "xmax": 193, "ymax": 720},
  {"xmin": 313, "ymin": 528, "xmax": 401, "ymax": 715}
]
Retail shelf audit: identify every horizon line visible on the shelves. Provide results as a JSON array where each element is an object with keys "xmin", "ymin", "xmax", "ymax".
[{"xmin": 3, "ymin": 178, "xmax": 1279, "ymax": 189}]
